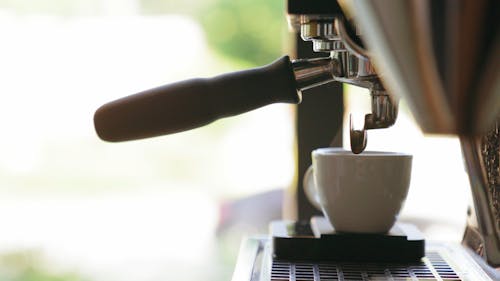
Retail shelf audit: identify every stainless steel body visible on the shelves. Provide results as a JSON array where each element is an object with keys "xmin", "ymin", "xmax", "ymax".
[{"xmin": 232, "ymin": 237, "xmax": 498, "ymax": 281}]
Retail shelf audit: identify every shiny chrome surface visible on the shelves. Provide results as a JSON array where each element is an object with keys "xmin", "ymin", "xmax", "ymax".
[
  {"xmin": 291, "ymin": 57, "xmax": 340, "ymax": 91},
  {"xmin": 298, "ymin": 15, "xmax": 366, "ymax": 55},
  {"xmin": 300, "ymin": 20, "xmax": 337, "ymax": 41},
  {"xmin": 291, "ymin": 15, "xmax": 400, "ymax": 153},
  {"xmin": 349, "ymin": 91, "xmax": 399, "ymax": 154},
  {"xmin": 298, "ymin": 16, "xmax": 342, "ymax": 53},
  {"xmin": 291, "ymin": 52, "xmax": 381, "ymax": 91},
  {"xmin": 332, "ymin": 51, "xmax": 379, "ymax": 88},
  {"xmin": 334, "ymin": 17, "xmax": 368, "ymax": 59},
  {"xmin": 365, "ymin": 92, "xmax": 399, "ymax": 130},
  {"xmin": 312, "ymin": 40, "xmax": 345, "ymax": 52},
  {"xmin": 290, "ymin": 50, "xmax": 398, "ymax": 154},
  {"xmin": 233, "ymin": 237, "xmax": 497, "ymax": 281},
  {"xmin": 338, "ymin": 0, "xmax": 500, "ymax": 135}
]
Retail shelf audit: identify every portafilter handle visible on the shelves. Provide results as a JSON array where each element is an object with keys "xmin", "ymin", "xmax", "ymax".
[{"xmin": 94, "ymin": 56, "xmax": 302, "ymax": 142}]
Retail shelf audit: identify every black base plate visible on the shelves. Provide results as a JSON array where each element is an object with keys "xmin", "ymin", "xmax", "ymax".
[{"xmin": 271, "ymin": 217, "xmax": 425, "ymax": 262}]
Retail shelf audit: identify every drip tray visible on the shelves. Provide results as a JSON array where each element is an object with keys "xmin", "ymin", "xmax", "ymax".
[
  {"xmin": 271, "ymin": 219, "xmax": 425, "ymax": 262},
  {"xmin": 232, "ymin": 237, "xmax": 495, "ymax": 280},
  {"xmin": 271, "ymin": 252, "xmax": 461, "ymax": 281}
]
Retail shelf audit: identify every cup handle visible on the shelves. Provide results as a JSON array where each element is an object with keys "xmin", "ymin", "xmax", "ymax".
[{"xmin": 303, "ymin": 166, "xmax": 322, "ymax": 210}]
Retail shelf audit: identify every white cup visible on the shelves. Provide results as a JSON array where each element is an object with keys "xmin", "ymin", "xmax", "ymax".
[{"xmin": 304, "ymin": 148, "xmax": 412, "ymax": 233}]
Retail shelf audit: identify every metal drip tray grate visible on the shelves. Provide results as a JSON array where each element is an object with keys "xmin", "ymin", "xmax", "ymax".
[{"xmin": 271, "ymin": 252, "xmax": 461, "ymax": 281}]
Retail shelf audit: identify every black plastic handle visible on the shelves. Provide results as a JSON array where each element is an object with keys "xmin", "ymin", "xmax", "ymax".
[{"xmin": 94, "ymin": 56, "xmax": 300, "ymax": 142}]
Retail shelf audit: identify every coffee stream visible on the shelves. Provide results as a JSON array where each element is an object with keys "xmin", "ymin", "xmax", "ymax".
[
  {"xmin": 329, "ymin": 129, "xmax": 366, "ymax": 154},
  {"xmin": 329, "ymin": 116, "xmax": 367, "ymax": 154},
  {"xmin": 350, "ymin": 130, "xmax": 367, "ymax": 154}
]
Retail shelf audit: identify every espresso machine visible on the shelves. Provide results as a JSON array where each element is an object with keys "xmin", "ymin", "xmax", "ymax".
[{"xmin": 93, "ymin": 0, "xmax": 499, "ymax": 280}]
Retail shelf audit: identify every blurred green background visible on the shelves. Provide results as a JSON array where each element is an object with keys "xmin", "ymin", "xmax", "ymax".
[
  {"xmin": 143, "ymin": 0, "xmax": 286, "ymax": 66},
  {"xmin": 0, "ymin": 0, "xmax": 286, "ymax": 66},
  {"xmin": 0, "ymin": 0, "xmax": 290, "ymax": 280}
]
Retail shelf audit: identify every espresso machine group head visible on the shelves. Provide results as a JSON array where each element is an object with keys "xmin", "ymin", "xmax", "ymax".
[{"xmin": 94, "ymin": 0, "xmax": 500, "ymax": 272}]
